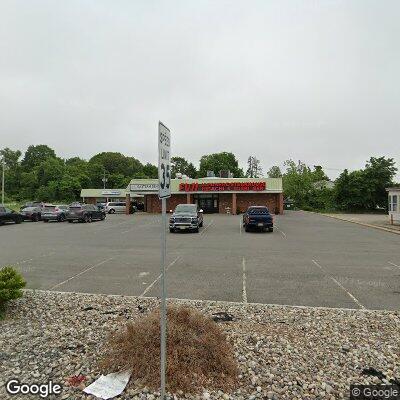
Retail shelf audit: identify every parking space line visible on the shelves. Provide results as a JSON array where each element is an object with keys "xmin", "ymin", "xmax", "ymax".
[
  {"xmin": 200, "ymin": 219, "xmax": 214, "ymax": 236},
  {"xmin": 275, "ymin": 226, "xmax": 287, "ymax": 239},
  {"xmin": 242, "ymin": 257, "xmax": 247, "ymax": 303},
  {"xmin": 49, "ymin": 257, "xmax": 114, "ymax": 290},
  {"xmin": 311, "ymin": 260, "xmax": 365, "ymax": 309},
  {"xmin": 139, "ymin": 256, "xmax": 180, "ymax": 297},
  {"xmin": 388, "ymin": 261, "xmax": 400, "ymax": 270},
  {"xmin": 11, "ymin": 252, "xmax": 56, "ymax": 267}
]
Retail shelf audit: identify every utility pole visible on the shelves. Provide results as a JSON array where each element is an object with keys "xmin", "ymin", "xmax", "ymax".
[
  {"xmin": 1, "ymin": 157, "xmax": 5, "ymax": 205},
  {"xmin": 101, "ymin": 170, "xmax": 108, "ymax": 189}
]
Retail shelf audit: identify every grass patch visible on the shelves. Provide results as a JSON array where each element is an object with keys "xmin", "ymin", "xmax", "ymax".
[{"xmin": 100, "ymin": 305, "xmax": 238, "ymax": 394}]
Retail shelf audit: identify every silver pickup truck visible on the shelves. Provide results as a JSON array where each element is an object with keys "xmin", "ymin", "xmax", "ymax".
[{"xmin": 169, "ymin": 204, "xmax": 204, "ymax": 233}]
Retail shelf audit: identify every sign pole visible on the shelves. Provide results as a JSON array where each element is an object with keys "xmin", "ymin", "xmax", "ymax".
[
  {"xmin": 158, "ymin": 121, "xmax": 171, "ymax": 400},
  {"xmin": 1, "ymin": 158, "xmax": 5, "ymax": 205},
  {"xmin": 160, "ymin": 197, "xmax": 167, "ymax": 399}
]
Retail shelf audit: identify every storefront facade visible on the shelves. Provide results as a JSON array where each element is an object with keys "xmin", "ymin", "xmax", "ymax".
[
  {"xmin": 387, "ymin": 188, "xmax": 400, "ymax": 225},
  {"xmin": 127, "ymin": 178, "xmax": 283, "ymax": 214}
]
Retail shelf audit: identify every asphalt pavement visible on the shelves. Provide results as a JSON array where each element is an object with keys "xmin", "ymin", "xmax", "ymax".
[{"xmin": 1, "ymin": 211, "xmax": 399, "ymax": 310}]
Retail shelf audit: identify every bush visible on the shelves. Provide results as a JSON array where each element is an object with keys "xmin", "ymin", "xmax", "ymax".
[
  {"xmin": 100, "ymin": 306, "xmax": 238, "ymax": 394},
  {"xmin": 0, "ymin": 266, "xmax": 26, "ymax": 317}
]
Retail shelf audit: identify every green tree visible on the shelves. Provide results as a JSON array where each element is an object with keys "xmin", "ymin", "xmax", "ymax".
[
  {"xmin": 0, "ymin": 148, "xmax": 22, "ymax": 196},
  {"xmin": 245, "ymin": 156, "xmax": 263, "ymax": 178},
  {"xmin": 282, "ymin": 160, "xmax": 332, "ymax": 210},
  {"xmin": 198, "ymin": 152, "xmax": 243, "ymax": 178},
  {"xmin": 334, "ymin": 157, "xmax": 397, "ymax": 211},
  {"xmin": 21, "ymin": 145, "xmax": 56, "ymax": 170},
  {"xmin": 37, "ymin": 158, "xmax": 65, "ymax": 187},
  {"xmin": 142, "ymin": 163, "xmax": 158, "ymax": 179},
  {"xmin": 267, "ymin": 166, "xmax": 282, "ymax": 178},
  {"xmin": 364, "ymin": 157, "xmax": 397, "ymax": 209},
  {"xmin": 171, "ymin": 157, "xmax": 198, "ymax": 178}
]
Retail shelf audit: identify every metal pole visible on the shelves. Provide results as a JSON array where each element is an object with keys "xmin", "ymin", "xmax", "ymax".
[
  {"xmin": 1, "ymin": 158, "xmax": 4, "ymax": 205},
  {"xmin": 160, "ymin": 197, "xmax": 167, "ymax": 399}
]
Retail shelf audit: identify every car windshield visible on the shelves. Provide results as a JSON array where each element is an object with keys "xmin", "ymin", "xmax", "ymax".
[
  {"xmin": 248, "ymin": 207, "xmax": 269, "ymax": 214},
  {"xmin": 69, "ymin": 206, "xmax": 82, "ymax": 210},
  {"xmin": 44, "ymin": 206, "xmax": 56, "ymax": 211},
  {"xmin": 175, "ymin": 205, "xmax": 197, "ymax": 213}
]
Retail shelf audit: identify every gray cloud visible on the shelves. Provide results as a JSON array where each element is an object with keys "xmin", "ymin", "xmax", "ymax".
[{"xmin": 1, "ymin": 0, "xmax": 399, "ymax": 179}]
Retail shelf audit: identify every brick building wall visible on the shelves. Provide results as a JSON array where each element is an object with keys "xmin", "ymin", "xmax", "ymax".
[
  {"xmin": 145, "ymin": 194, "xmax": 187, "ymax": 213},
  {"xmin": 223, "ymin": 193, "xmax": 282, "ymax": 214},
  {"xmin": 144, "ymin": 192, "xmax": 283, "ymax": 214}
]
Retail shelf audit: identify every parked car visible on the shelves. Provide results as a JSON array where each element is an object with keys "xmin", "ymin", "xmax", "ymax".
[
  {"xmin": 243, "ymin": 206, "xmax": 273, "ymax": 232},
  {"xmin": 20, "ymin": 206, "xmax": 42, "ymax": 222},
  {"xmin": 0, "ymin": 206, "xmax": 23, "ymax": 225},
  {"xmin": 20, "ymin": 201, "xmax": 44, "ymax": 211},
  {"xmin": 67, "ymin": 204, "xmax": 106, "ymax": 223},
  {"xmin": 41, "ymin": 205, "xmax": 69, "ymax": 222},
  {"xmin": 169, "ymin": 204, "xmax": 203, "ymax": 233},
  {"xmin": 104, "ymin": 201, "xmax": 126, "ymax": 214}
]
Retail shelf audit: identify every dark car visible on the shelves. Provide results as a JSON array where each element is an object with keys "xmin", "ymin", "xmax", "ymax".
[
  {"xmin": 67, "ymin": 204, "xmax": 106, "ymax": 223},
  {"xmin": 0, "ymin": 206, "xmax": 23, "ymax": 225},
  {"xmin": 243, "ymin": 206, "xmax": 273, "ymax": 232},
  {"xmin": 41, "ymin": 205, "xmax": 69, "ymax": 222},
  {"xmin": 169, "ymin": 204, "xmax": 203, "ymax": 233},
  {"xmin": 20, "ymin": 201, "xmax": 44, "ymax": 211},
  {"xmin": 20, "ymin": 206, "xmax": 42, "ymax": 222}
]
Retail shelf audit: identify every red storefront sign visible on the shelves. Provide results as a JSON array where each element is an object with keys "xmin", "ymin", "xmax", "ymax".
[{"xmin": 179, "ymin": 182, "xmax": 266, "ymax": 192}]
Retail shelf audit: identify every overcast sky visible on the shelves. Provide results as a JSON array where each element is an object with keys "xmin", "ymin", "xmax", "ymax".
[{"xmin": 1, "ymin": 0, "xmax": 399, "ymax": 179}]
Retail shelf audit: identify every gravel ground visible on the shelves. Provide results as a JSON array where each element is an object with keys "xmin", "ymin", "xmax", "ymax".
[{"xmin": 1, "ymin": 290, "xmax": 399, "ymax": 399}]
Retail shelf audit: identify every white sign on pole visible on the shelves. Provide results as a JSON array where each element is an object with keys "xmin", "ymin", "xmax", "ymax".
[
  {"xmin": 158, "ymin": 122, "xmax": 171, "ymax": 199},
  {"xmin": 158, "ymin": 121, "xmax": 171, "ymax": 400}
]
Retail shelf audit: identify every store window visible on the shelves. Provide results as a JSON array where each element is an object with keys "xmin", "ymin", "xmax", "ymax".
[{"xmin": 393, "ymin": 195, "xmax": 398, "ymax": 212}]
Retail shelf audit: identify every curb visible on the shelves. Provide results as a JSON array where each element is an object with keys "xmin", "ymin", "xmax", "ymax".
[{"xmin": 316, "ymin": 213, "xmax": 400, "ymax": 236}]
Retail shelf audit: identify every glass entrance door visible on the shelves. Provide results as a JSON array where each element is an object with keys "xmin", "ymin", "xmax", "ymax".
[{"xmin": 194, "ymin": 194, "xmax": 219, "ymax": 213}]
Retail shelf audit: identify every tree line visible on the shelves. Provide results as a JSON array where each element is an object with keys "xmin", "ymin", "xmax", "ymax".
[{"xmin": 1, "ymin": 145, "xmax": 397, "ymax": 211}]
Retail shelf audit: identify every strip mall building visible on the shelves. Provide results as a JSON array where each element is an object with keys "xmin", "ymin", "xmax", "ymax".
[{"xmin": 126, "ymin": 178, "xmax": 283, "ymax": 214}]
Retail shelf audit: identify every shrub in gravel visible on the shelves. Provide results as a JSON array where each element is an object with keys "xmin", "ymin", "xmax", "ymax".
[
  {"xmin": 0, "ymin": 266, "xmax": 26, "ymax": 318},
  {"xmin": 100, "ymin": 305, "xmax": 238, "ymax": 394}
]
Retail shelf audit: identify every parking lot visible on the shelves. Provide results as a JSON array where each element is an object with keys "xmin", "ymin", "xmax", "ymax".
[{"xmin": 1, "ymin": 211, "xmax": 399, "ymax": 310}]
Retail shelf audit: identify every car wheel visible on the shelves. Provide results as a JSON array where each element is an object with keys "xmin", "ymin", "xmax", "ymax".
[
  {"xmin": 33, "ymin": 214, "xmax": 39, "ymax": 222},
  {"xmin": 83, "ymin": 214, "xmax": 89, "ymax": 223},
  {"xmin": 268, "ymin": 227, "xmax": 274, "ymax": 232},
  {"xmin": 68, "ymin": 220, "xmax": 73, "ymax": 223},
  {"xmin": 59, "ymin": 214, "xmax": 66, "ymax": 222},
  {"xmin": 169, "ymin": 228, "xmax": 174, "ymax": 233},
  {"xmin": 199, "ymin": 221, "xmax": 203, "ymax": 227},
  {"xmin": 100, "ymin": 214, "xmax": 105, "ymax": 220},
  {"xmin": 194, "ymin": 227, "xmax": 199, "ymax": 233},
  {"xmin": 15, "ymin": 218, "xmax": 22, "ymax": 224},
  {"xmin": 88, "ymin": 215, "xmax": 92, "ymax": 223},
  {"xmin": 43, "ymin": 219, "xmax": 49, "ymax": 223},
  {"xmin": 109, "ymin": 209, "xmax": 115, "ymax": 214},
  {"xmin": 245, "ymin": 225, "xmax": 249, "ymax": 232}
]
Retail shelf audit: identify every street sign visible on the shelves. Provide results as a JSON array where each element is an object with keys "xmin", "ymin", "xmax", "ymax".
[
  {"xmin": 158, "ymin": 122, "xmax": 171, "ymax": 199},
  {"xmin": 158, "ymin": 121, "xmax": 171, "ymax": 400}
]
